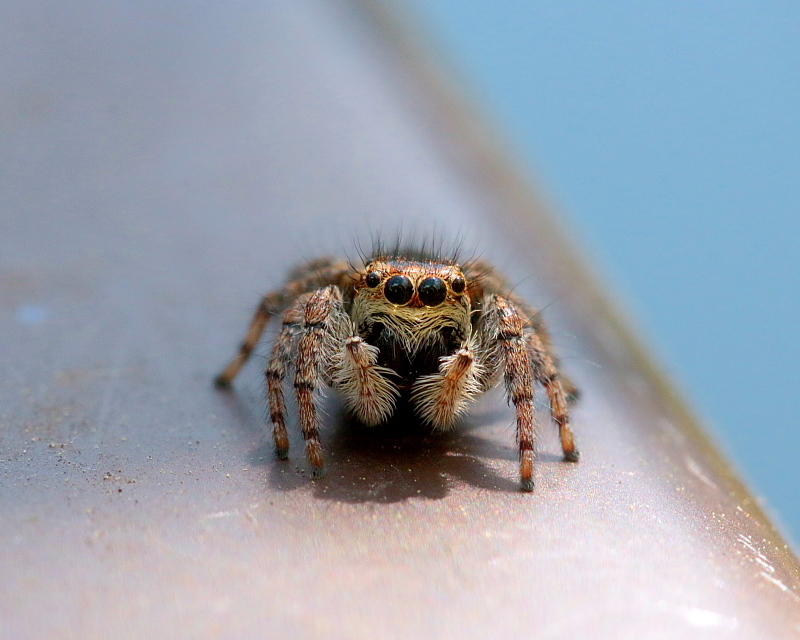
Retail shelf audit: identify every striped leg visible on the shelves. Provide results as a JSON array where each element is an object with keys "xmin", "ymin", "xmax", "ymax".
[
  {"xmin": 493, "ymin": 295, "xmax": 539, "ymax": 491},
  {"xmin": 215, "ymin": 257, "xmax": 356, "ymax": 387},
  {"xmin": 294, "ymin": 286, "xmax": 345, "ymax": 477},
  {"xmin": 527, "ymin": 333, "xmax": 579, "ymax": 462},
  {"xmin": 265, "ymin": 296, "xmax": 308, "ymax": 459},
  {"xmin": 527, "ymin": 311, "xmax": 580, "ymax": 403},
  {"xmin": 215, "ymin": 297, "xmax": 272, "ymax": 387},
  {"xmin": 464, "ymin": 258, "xmax": 580, "ymax": 402},
  {"xmin": 477, "ymin": 294, "xmax": 579, "ymax": 490}
]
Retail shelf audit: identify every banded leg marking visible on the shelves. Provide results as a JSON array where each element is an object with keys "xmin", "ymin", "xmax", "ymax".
[
  {"xmin": 215, "ymin": 300, "xmax": 271, "ymax": 387},
  {"xmin": 527, "ymin": 333, "xmax": 579, "ymax": 462},
  {"xmin": 294, "ymin": 286, "xmax": 343, "ymax": 477},
  {"xmin": 495, "ymin": 296, "xmax": 538, "ymax": 491},
  {"xmin": 265, "ymin": 300, "xmax": 306, "ymax": 459}
]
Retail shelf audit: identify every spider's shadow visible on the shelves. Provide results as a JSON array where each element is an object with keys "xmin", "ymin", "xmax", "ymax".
[{"xmin": 255, "ymin": 399, "xmax": 563, "ymax": 503}]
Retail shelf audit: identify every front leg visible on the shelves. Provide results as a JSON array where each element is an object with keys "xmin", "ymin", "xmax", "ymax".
[
  {"xmin": 493, "ymin": 296, "xmax": 538, "ymax": 491},
  {"xmin": 294, "ymin": 285, "xmax": 346, "ymax": 477},
  {"xmin": 265, "ymin": 295, "xmax": 309, "ymax": 459},
  {"xmin": 215, "ymin": 257, "xmax": 357, "ymax": 387}
]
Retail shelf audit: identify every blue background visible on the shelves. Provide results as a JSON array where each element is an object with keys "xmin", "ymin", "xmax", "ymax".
[{"xmin": 403, "ymin": 0, "xmax": 800, "ymax": 544}]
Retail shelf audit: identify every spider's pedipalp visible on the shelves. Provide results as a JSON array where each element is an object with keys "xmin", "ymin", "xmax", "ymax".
[
  {"xmin": 333, "ymin": 336, "xmax": 398, "ymax": 426},
  {"xmin": 412, "ymin": 347, "xmax": 482, "ymax": 430}
]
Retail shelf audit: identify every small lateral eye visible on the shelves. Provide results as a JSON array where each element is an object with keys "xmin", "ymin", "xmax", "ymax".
[
  {"xmin": 419, "ymin": 277, "xmax": 447, "ymax": 306},
  {"xmin": 451, "ymin": 275, "xmax": 466, "ymax": 294},
  {"xmin": 384, "ymin": 275, "xmax": 414, "ymax": 305},
  {"xmin": 365, "ymin": 271, "xmax": 382, "ymax": 288}
]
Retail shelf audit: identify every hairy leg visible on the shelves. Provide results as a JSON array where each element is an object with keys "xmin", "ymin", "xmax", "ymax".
[
  {"xmin": 215, "ymin": 257, "xmax": 356, "ymax": 386},
  {"xmin": 294, "ymin": 285, "xmax": 348, "ymax": 477},
  {"xmin": 265, "ymin": 295, "xmax": 309, "ymax": 459},
  {"xmin": 526, "ymin": 332, "xmax": 579, "ymax": 462},
  {"xmin": 464, "ymin": 259, "xmax": 579, "ymax": 402},
  {"xmin": 483, "ymin": 294, "xmax": 540, "ymax": 491}
]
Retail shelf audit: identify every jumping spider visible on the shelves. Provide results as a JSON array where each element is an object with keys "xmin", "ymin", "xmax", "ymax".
[{"xmin": 215, "ymin": 250, "xmax": 579, "ymax": 490}]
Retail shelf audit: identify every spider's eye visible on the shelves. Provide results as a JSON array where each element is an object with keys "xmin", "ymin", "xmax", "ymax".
[
  {"xmin": 419, "ymin": 277, "xmax": 447, "ymax": 306},
  {"xmin": 365, "ymin": 271, "xmax": 382, "ymax": 288},
  {"xmin": 451, "ymin": 275, "xmax": 466, "ymax": 294},
  {"xmin": 384, "ymin": 275, "xmax": 414, "ymax": 305}
]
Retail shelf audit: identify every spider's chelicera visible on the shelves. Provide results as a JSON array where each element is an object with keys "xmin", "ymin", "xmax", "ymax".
[{"xmin": 215, "ymin": 249, "xmax": 579, "ymax": 490}]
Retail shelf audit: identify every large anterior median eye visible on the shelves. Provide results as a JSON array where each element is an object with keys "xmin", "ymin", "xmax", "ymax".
[
  {"xmin": 384, "ymin": 275, "xmax": 414, "ymax": 305},
  {"xmin": 418, "ymin": 277, "xmax": 447, "ymax": 306}
]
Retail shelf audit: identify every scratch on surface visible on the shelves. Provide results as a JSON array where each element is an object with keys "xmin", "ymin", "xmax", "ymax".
[
  {"xmin": 760, "ymin": 571, "xmax": 799, "ymax": 599},
  {"xmin": 754, "ymin": 555, "xmax": 775, "ymax": 573},
  {"xmin": 204, "ymin": 509, "xmax": 240, "ymax": 520},
  {"xmin": 658, "ymin": 602, "xmax": 738, "ymax": 630},
  {"xmin": 737, "ymin": 533, "xmax": 759, "ymax": 554},
  {"xmin": 737, "ymin": 533, "xmax": 800, "ymax": 601},
  {"xmin": 684, "ymin": 455, "xmax": 719, "ymax": 492}
]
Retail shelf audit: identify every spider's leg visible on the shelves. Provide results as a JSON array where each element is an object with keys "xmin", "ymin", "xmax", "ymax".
[
  {"xmin": 333, "ymin": 336, "xmax": 398, "ymax": 426},
  {"xmin": 464, "ymin": 259, "xmax": 579, "ymax": 402},
  {"xmin": 526, "ymin": 311, "xmax": 580, "ymax": 404},
  {"xmin": 215, "ymin": 295, "xmax": 273, "ymax": 387},
  {"xmin": 527, "ymin": 332, "xmax": 579, "ymax": 462},
  {"xmin": 294, "ymin": 285, "xmax": 346, "ymax": 477},
  {"xmin": 489, "ymin": 295, "xmax": 539, "ymax": 491},
  {"xmin": 215, "ymin": 258, "xmax": 357, "ymax": 386},
  {"xmin": 411, "ymin": 347, "xmax": 481, "ymax": 430},
  {"xmin": 265, "ymin": 295, "xmax": 308, "ymax": 459}
]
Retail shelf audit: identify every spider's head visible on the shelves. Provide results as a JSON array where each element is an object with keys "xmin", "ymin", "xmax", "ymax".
[{"xmin": 351, "ymin": 258, "xmax": 472, "ymax": 352}]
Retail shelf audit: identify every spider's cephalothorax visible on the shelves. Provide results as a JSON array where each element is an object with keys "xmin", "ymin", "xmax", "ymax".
[
  {"xmin": 352, "ymin": 258, "xmax": 472, "ymax": 387},
  {"xmin": 215, "ymin": 252, "xmax": 579, "ymax": 491}
]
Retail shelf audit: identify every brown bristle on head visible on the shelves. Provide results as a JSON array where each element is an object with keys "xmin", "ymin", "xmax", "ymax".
[{"xmin": 358, "ymin": 229, "xmax": 474, "ymax": 269}]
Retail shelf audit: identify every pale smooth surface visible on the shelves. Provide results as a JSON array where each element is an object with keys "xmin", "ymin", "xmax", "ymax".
[{"xmin": 1, "ymin": 1, "xmax": 799, "ymax": 638}]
